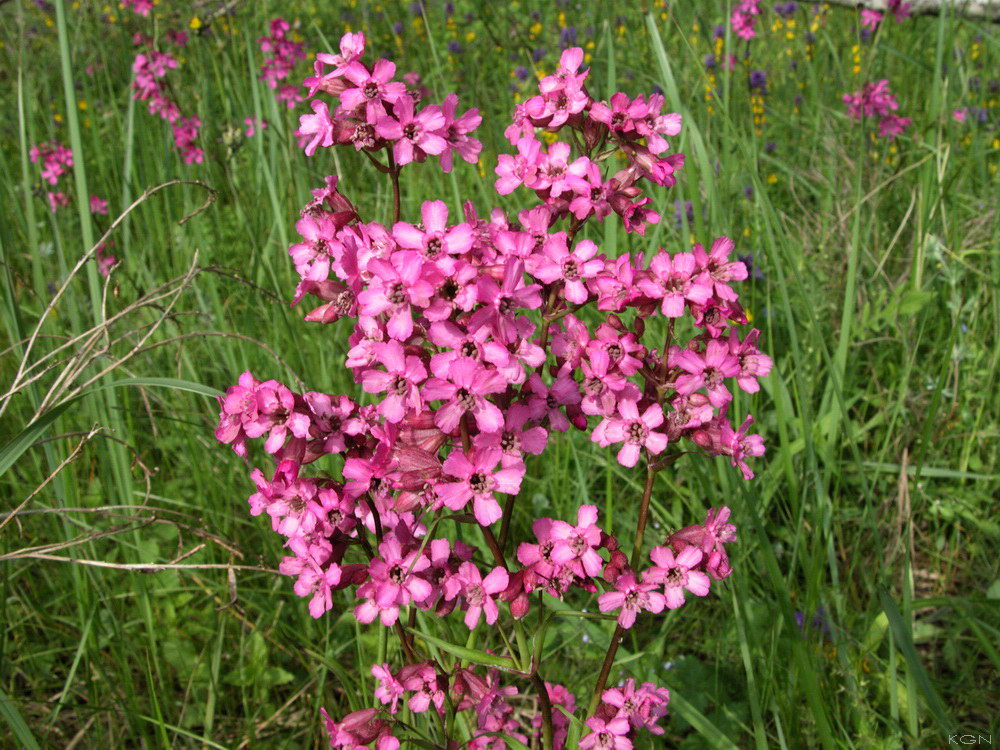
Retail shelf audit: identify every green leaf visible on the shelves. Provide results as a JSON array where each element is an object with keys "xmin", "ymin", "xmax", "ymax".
[
  {"xmin": 405, "ymin": 628, "xmax": 514, "ymax": 670},
  {"xmin": 0, "ymin": 397, "xmax": 80, "ymax": 477},
  {"xmin": 878, "ymin": 588, "xmax": 954, "ymax": 736},
  {"xmin": 97, "ymin": 377, "xmax": 224, "ymax": 399},
  {"xmin": 897, "ymin": 289, "xmax": 935, "ymax": 317},
  {"xmin": 667, "ymin": 689, "xmax": 740, "ymax": 750},
  {"xmin": 0, "ymin": 687, "xmax": 42, "ymax": 750}
]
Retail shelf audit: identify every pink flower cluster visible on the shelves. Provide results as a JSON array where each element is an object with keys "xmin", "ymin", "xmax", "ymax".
[
  {"xmin": 596, "ymin": 507, "xmax": 736, "ymax": 629},
  {"xmin": 123, "ymin": 0, "xmax": 152, "ymax": 16},
  {"xmin": 30, "ymin": 141, "xmax": 74, "ymax": 212},
  {"xmin": 582, "ymin": 679, "xmax": 671, "ymax": 749},
  {"xmin": 259, "ymin": 18, "xmax": 307, "ymax": 109},
  {"xmin": 730, "ymin": 0, "xmax": 762, "ymax": 40},
  {"xmin": 296, "ymin": 32, "xmax": 482, "ymax": 171},
  {"xmin": 843, "ymin": 79, "xmax": 911, "ymax": 140},
  {"xmin": 131, "ymin": 35, "xmax": 204, "ymax": 163},
  {"xmin": 217, "ymin": 33, "xmax": 771, "ymax": 749}
]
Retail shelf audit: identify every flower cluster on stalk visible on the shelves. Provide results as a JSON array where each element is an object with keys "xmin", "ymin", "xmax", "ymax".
[{"xmin": 217, "ymin": 31, "xmax": 771, "ymax": 749}]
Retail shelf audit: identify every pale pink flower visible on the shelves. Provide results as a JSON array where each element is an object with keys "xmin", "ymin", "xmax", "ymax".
[{"xmin": 645, "ymin": 545, "xmax": 711, "ymax": 609}]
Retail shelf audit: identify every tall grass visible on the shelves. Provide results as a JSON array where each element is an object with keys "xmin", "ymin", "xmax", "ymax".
[{"xmin": 1, "ymin": 1, "xmax": 997, "ymax": 747}]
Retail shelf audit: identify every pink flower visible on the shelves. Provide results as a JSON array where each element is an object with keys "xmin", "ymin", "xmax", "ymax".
[
  {"xmin": 592, "ymin": 399, "xmax": 668, "ymax": 468},
  {"xmin": 89, "ymin": 195, "xmax": 108, "ymax": 214},
  {"xmin": 361, "ymin": 340, "xmax": 428, "ymax": 423},
  {"xmin": 438, "ymin": 447, "xmax": 523, "ymax": 526},
  {"xmin": 638, "ymin": 250, "xmax": 712, "ymax": 317},
  {"xmin": 953, "ymin": 107, "xmax": 969, "ymax": 123},
  {"xmin": 550, "ymin": 504, "xmax": 604, "ymax": 577},
  {"xmin": 340, "ymin": 59, "xmax": 407, "ymax": 120},
  {"xmin": 438, "ymin": 93, "xmax": 482, "ymax": 172},
  {"xmin": 860, "ymin": 9, "xmax": 883, "ymax": 30},
  {"xmin": 580, "ymin": 715, "xmax": 633, "ymax": 750},
  {"xmin": 645, "ymin": 545, "xmax": 711, "ymax": 609},
  {"xmin": 692, "ymin": 236, "xmax": 748, "ymax": 302},
  {"xmin": 371, "ymin": 664, "xmax": 405, "ymax": 714},
  {"xmin": 602, "ymin": 679, "xmax": 670, "ymax": 734},
  {"xmin": 399, "ymin": 663, "xmax": 447, "ymax": 714},
  {"xmin": 674, "ymin": 340, "xmax": 741, "ymax": 408},
  {"xmin": 495, "ymin": 137, "xmax": 542, "ymax": 195},
  {"xmin": 446, "ymin": 562, "xmax": 509, "ymax": 628},
  {"xmin": 597, "ymin": 571, "xmax": 666, "ymax": 629},
  {"xmin": 720, "ymin": 414, "xmax": 765, "ymax": 479},
  {"xmin": 393, "ymin": 200, "xmax": 474, "ymax": 260},
  {"xmin": 357, "ymin": 251, "xmax": 435, "ymax": 340},
  {"xmin": 314, "ymin": 31, "xmax": 366, "ymax": 79},
  {"xmin": 528, "ymin": 235, "xmax": 603, "ymax": 304},
  {"xmin": 355, "ymin": 535, "xmax": 432, "ymax": 626},
  {"xmin": 422, "ymin": 358, "xmax": 507, "ymax": 434},
  {"xmin": 297, "ymin": 99, "xmax": 335, "ymax": 156},
  {"xmin": 377, "ymin": 96, "xmax": 447, "ymax": 165}
]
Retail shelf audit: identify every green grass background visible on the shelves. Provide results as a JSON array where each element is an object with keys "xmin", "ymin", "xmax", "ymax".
[{"xmin": 1, "ymin": 0, "xmax": 997, "ymax": 747}]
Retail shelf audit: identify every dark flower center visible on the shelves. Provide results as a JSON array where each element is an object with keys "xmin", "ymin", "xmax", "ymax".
[
  {"xmin": 469, "ymin": 472, "xmax": 488, "ymax": 494},
  {"xmin": 499, "ymin": 431, "xmax": 518, "ymax": 452},
  {"xmin": 562, "ymin": 259, "xmax": 579, "ymax": 280},
  {"xmin": 389, "ymin": 564, "xmax": 407, "ymax": 585},
  {"xmin": 626, "ymin": 422, "xmax": 647, "ymax": 444},
  {"xmin": 388, "ymin": 283, "xmax": 407, "ymax": 305},
  {"xmin": 403, "ymin": 123, "xmax": 420, "ymax": 141},
  {"xmin": 362, "ymin": 81, "xmax": 380, "ymax": 99},
  {"xmin": 425, "ymin": 237, "xmax": 443, "ymax": 258},
  {"xmin": 456, "ymin": 387, "xmax": 476, "ymax": 410},
  {"xmin": 441, "ymin": 278, "xmax": 460, "ymax": 300},
  {"xmin": 391, "ymin": 375, "xmax": 409, "ymax": 395},
  {"xmin": 459, "ymin": 341, "xmax": 478, "ymax": 358}
]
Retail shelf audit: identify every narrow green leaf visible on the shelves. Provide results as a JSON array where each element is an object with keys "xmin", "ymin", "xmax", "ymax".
[
  {"xmin": 0, "ymin": 687, "xmax": 42, "ymax": 750},
  {"xmin": 405, "ymin": 628, "xmax": 514, "ymax": 670},
  {"xmin": 878, "ymin": 588, "xmax": 954, "ymax": 736},
  {"xmin": 0, "ymin": 397, "xmax": 81, "ymax": 478}
]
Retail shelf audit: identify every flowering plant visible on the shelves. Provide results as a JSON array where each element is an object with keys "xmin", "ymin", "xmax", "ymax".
[{"xmin": 216, "ymin": 30, "xmax": 771, "ymax": 749}]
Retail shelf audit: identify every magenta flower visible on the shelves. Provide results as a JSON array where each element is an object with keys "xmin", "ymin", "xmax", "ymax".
[
  {"xmin": 549, "ymin": 504, "xmax": 604, "ymax": 577},
  {"xmin": 528, "ymin": 235, "xmax": 603, "ymax": 304},
  {"xmin": 495, "ymin": 137, "xmax": 543, "ymax": 195},
  {"xmin": 468, "ymin": 260, "xmax": 543, "ymax": 342},
  {"xmin": 602, "ymin": 679, "xmax": 671, "ymax": 735},
  {"xmin": 340, "ymin": 59, "xmax": 406, "ymax": 119},
  {"xmin": 580, "ymin": 714, "xmax": 633, "ymax": 750},
  {"xmin": 393, "ymin": 200, "xmax": 474, "ymax": 260},
  {"xmin": 314, "ymin": 31, "xmax": 366, "ymax": 79},
  {"xmin": 674, "ymin": 340, "xmax": 741, "ymax": 408},
  {"xmin": 472, "ymin": 404, "xmax": 548, "ymax": 462},
  {"xmin": 357, "ymin": 251, "xmax": 435, "ymax": 340},
  {"xmin": 645, "ymin": 545, "xmax": 711, "ymax": 609},
  {"xmin": 597, "ymin": 571, "xmax": 666, "ymax": 629},
  {"xmin": 692, "ymin": 236, "xmax": 748, "ymax": 302},
  {"xmin": 399, "ymin": 663, "xmax": 447, "ymax": 714},
  {"xmin": 592, "ymin": 399, "xmax": 668, "ymax": 468},
  {"xmin": 639, "ymin": 250, "xmax": 712, "ymax": 317},
  {"xmin": 728, "ymin": 328, "xmax": 773, "ymax": 393},
  {"xmin": 298, "ymin": 99, "xmax": 336, "ymax": 156},
  {"xmin": 361, "ymin": 340, "xmax": 428, "ymax": 423},
  {"xmin": 720, "ymin": 414, "xmax": 766, "ymax": 480},
  {"xmin": 422, "ymin": 358, "xmax": 507, "ymax": 433},
  {"xmin": 438, "ymin": 92, "xmax": 483, "ymax": 172},
  {"xmin": 371, "ymin": 663, "xmax": 405, "ymax": 714},
  {"xmin": 438, "ymin": 448, "xmax": 524, "ymax": 526},
  {"xmin": 446, "ymin": 562, "xmax": 509, "ymax": 628},
  {"xmin": 377, "ymin": 96, "xmax": 447, "ymax": 165},
  {"xmin": 355, "ymin": 536, "xmax": 432, "ymax": 626}
]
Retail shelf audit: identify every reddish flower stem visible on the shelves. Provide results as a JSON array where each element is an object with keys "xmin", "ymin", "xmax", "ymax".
[
  {"xmin": 530, "ymin": 672, "xmax": 555, "ymax": 750},
  {"xmin": 587, "ymin": 460, "xmax": 658, "ymax": 717}
]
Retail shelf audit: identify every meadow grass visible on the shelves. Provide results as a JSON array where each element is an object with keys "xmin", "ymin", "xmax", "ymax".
[{"xmin": 1, "ymin": 1, "xmax": 997, "ymax": 747}]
